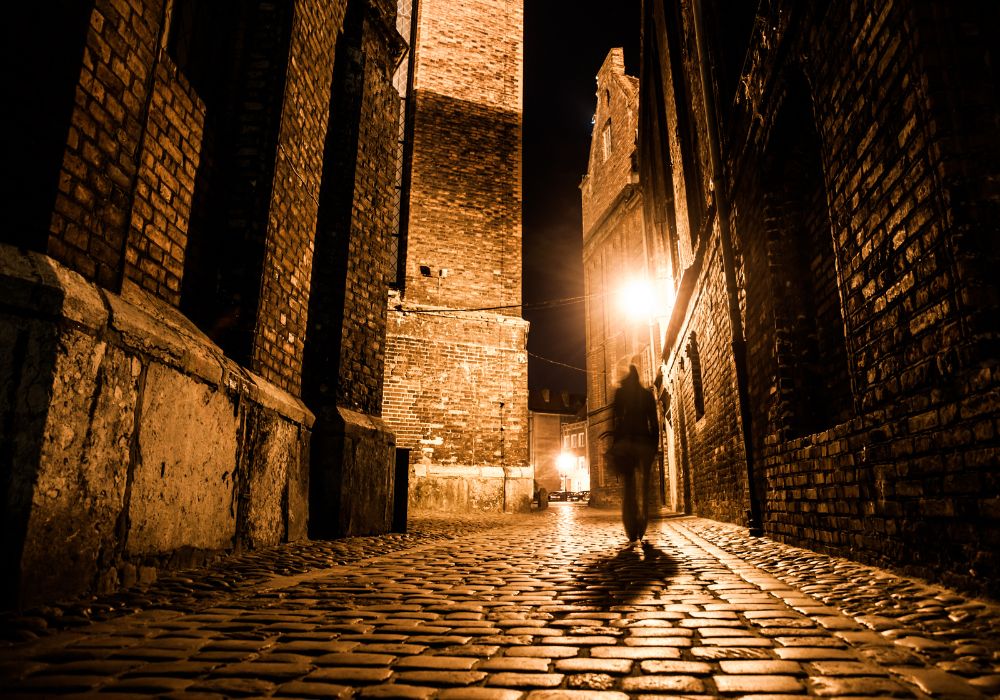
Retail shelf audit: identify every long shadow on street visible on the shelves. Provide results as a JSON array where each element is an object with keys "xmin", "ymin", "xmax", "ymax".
[{"xmin": 574, "ymin": 540, "xmax": 679, "ymax": 609}]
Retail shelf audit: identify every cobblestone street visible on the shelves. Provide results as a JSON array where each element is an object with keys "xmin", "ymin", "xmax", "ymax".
[{"xmin": 2, "ymin": 506, "xmax": 999, "ymax": 699}]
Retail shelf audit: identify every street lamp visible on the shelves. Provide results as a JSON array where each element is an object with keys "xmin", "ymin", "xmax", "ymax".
[
  {"xmin": 557, "ymin": 452, "xmax": 575, "ymax": 492},
  {"xmin": 618, "ymin": 277, "xmax": 656, "ymax": 322}
]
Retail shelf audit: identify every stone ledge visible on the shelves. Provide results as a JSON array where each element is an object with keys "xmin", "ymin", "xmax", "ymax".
[{"xmin": 0, "ymin": 245, "xmax": 314, "ymax": 428}]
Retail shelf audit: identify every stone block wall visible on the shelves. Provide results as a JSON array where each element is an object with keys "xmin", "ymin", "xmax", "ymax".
[{"xmin": 0, "ymin": 247, "xmax": 312, "ymax": 608}]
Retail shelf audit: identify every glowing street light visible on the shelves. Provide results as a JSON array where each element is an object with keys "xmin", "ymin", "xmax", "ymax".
[
  {"xmin": 618, "ymin": 277, "xmax": 656, "ymax": 322},
  {"xmin": 557, "ymin": 452, "xmax": 575, "ymax": 492}
]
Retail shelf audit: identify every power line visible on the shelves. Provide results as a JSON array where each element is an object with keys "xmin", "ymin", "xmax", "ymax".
[
  {"xmin": 393, "ymin": 290, "xmax": 606, "ymax": 316},
  {"xmin": 527, "ymin": 350, "xmax": 586, "ymax": 373}
]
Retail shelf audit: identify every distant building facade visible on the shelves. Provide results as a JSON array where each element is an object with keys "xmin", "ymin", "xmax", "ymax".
[
  {"xmin": 528, "ymin": 390, "xmax": 585, "ymax": 494},
  {"xmin": 560, "ymin": 416, "xmax": 590, "ymax": 493},
  {"xmin": 581, "ymin": 49, "xmax": 672, "ymax": 507},
  {"xmin": 1, "ymin": 0, "xmax": 404, "ymax": 608},
  {"xmin": 382, "ymin": 0, "xmax": 531, "ymax": 512},
  {"xmin": 640, "ymin": 0, "xmax": 1000, "ymax": 597}
]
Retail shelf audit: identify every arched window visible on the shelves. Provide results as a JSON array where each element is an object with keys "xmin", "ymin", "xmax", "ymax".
[{"xmin": 602, "ymin": 119, "xmax": 612, "ymax": 162}]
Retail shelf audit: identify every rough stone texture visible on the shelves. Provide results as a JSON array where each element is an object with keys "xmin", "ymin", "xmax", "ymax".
[
  {"xmin": 240, "ymin": 414, "xmax": 303, "ymax": 549},
  {"xmin": 640, "ymin": 0, "xmax": 1000, "ymax": 596},
  {"xmin": 128, "ymin": 363, "xmax": 239, "ymax": 555},
  {"xmin": 0, "ymin": 246, "xmax": 313, "ymax": 608},
  {"xmin": 311, "ymin": 407, "xmax": 396, "ymax": 537}
]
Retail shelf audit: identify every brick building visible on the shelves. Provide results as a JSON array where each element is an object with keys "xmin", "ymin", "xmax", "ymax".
[
  {"xmin": 581, "ymin": 49, "xmax": 672, "ymax": 507},
  {"xmin": 1, "ymin": 0, "xmax": 404, "ymax": 608},
  {"xmin": 640, "ymin": 0, "xmax": 1000, "ymax": 596},
  {"xmin": 559, "ymin": 415, "xmax": 590, "ymax": 494},
  {"xmin": 383, "ymin": 0, "xmax": 531, "ymax": 512},
  {"xmin": 528, "ymin": 390, "xmax": 585, "ymax": 495}
]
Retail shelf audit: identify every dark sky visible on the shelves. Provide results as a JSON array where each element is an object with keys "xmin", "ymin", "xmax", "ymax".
[{"xmin": 522, "ymin": 2, "xmax": 641, "ymax": 395}]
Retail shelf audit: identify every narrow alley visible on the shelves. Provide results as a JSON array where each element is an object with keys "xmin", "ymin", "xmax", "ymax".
[{"xmin": 2, "ymin": 506, "xmax": 998, "ymax": 699}]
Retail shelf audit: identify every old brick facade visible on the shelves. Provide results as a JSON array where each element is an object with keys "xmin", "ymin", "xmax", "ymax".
[
  {"xmin": 640, "ymin": 0, "xmax": 1000, "ymax": 596},
  {"xmin": 582, "ymin": 49, "xmax": 672, "ymax": 508},
  {"xmin": 383, "ymin": 0, "xmax": 531, "ymax": 512},
  {"xmin": 528, "ymin": 390, "xmax": 585, "ymax": 495},
  {"xmin": 1, "ymin": 0, "xmax": 404, "ymax": 608}
]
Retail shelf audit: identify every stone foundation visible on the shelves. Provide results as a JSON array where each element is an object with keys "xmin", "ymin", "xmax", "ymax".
[
  {"xmin": 0, "ymin": 246, "xmax": 313, "ymax": 609},
  {"xmin": 411, "ymin": 464, "xmax": 533, "ymax": 514}
]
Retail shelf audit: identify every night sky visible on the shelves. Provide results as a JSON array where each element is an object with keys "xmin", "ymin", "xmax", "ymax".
[{"xmin": 522, "ymin": 2, "xmax": 641, "ymax": 395}]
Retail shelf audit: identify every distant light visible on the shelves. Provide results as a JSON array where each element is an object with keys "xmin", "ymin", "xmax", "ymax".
[
  {"xmin": 557, "ymin": 452, "xmax": 575, "ymax": 475},
  {"xmin": 618, "ymin": 278, "xmax": 655, "ymax": 321}
]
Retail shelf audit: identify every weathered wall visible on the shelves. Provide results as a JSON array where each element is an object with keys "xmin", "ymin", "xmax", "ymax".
[
  {"xmin": 1, "ymin": 0, "xmax": 406, "ymax": 606},
  {"xmin": 0, "ymin": 247, "xmax": 312, "ymax": 608},
  {"xmin": 305, "ymin": 0, "xmax": 403, "ymax": 537},
  {"xmin": 385, "ymin": 300, "xmax": 531, "ymax": 512},
  {"xmin": 383, "ymin": 0, "xmax": 528, "ymax": 511},
  {"xmin": 642, "ymin": 0, "xmax": 1000, "ymax": 596}
]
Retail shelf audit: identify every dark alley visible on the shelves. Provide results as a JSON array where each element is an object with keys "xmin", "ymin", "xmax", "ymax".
[{"xmin": 2, "ymin": 0, "xmax": 1000, "ymax": 697}]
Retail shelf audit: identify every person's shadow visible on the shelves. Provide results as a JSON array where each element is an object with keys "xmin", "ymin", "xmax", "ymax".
[{"xmin": 572, "ymin": 541, "xmax": 678, "ymax": 609}]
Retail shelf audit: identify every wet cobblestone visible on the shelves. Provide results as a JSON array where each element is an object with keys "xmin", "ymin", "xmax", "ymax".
[{"xmin": 1, "ymin": 507, "xmax": 998, "ymax": 698}]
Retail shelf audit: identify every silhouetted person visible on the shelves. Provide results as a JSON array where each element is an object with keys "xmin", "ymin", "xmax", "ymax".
[{"xmin": 610, "ymin": 365, "xmax": 659, "ymax": 543}]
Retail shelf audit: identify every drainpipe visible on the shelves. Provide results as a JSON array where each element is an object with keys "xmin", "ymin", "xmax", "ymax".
[{"xmin": 690, "ymin": 0, "xmax": 763, "ymax": 536}]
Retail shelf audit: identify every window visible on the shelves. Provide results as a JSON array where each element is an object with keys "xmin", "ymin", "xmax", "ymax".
[
  {"xmin": 563, "ymin": 436, "xmax": 569, "ymax": 448},
  {"xmin": 687, "ymin": 332, "xmax": 705, "ymax": 420},
  {"xmin": 602, "ymin": 119, "xmax": 612, "ymax": 162},
  {"xmin": 763, "ymin": 75, "xmax": 852, "ymax": 437}
]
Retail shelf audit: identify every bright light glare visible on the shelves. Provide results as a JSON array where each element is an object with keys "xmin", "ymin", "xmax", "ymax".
[
  {"xmin": 556, "ymin": 452, "xmax": 575, "ymax": 475},
  {"xmin": 618, "ymin": 278, "xmax": 656, "ymax": 321}
]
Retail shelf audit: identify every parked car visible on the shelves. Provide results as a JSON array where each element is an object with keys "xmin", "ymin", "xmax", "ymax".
[{"xmin": 547, "ymin": 490, "xmax": 569, "ymax": 502}]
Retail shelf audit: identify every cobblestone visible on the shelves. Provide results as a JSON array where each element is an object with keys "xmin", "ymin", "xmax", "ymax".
[{"xmin": 1, "ymin": 508, "xmax": 999, "ymax": 698}]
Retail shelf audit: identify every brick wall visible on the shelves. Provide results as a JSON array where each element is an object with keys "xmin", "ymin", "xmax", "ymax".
[
  {"xmin": 251, "ymin": 0, "xmax": 347, "ymax": 395},
  {"xmin": 384, "ymin": 304, "xmax": 530, "ymax": 510},
  {"xmin": 580, "ymin": 49, "xmax": 638, "ymax": 236},
  {"xmin": 402, "ymin": 0, "xmax": 522, "ymax": 311},
  {"xmin": 383, "ymin": 0, "xmax": 528, "ymax": 512},
  {"xmin": 1, "ymin": 0, "xmax": 411, "ymax": 603},
  {"xmin": 49, "ymin": 0, "xmax": 167, "ymax": 289},
  {"xmin": 123, "ymin": 55, "xmax": 204, "ymax": 305},
  {"xmin": 581, "ymin": 51, "xmax": 664, "ymax": 506},
  {"xmin": 643, "ymin": 0, "xmax": 1000, "ymax": 596}
]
